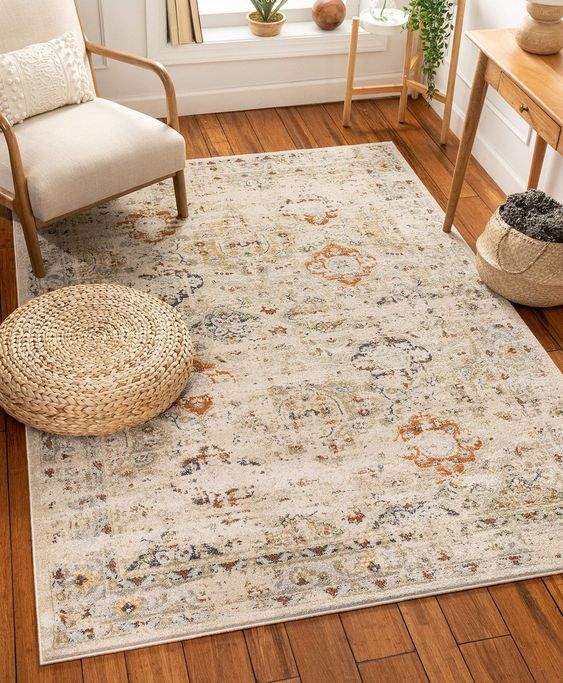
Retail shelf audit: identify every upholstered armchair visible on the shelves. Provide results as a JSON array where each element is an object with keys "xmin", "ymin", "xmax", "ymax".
[{"xmin": 0, "ymin": 0, "xmax": 188, "ymax": 278}]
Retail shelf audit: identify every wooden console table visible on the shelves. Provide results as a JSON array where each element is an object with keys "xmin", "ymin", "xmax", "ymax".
[{"xmin": 444, "ymin": 28, "xmax": 563, "ymax": 232}]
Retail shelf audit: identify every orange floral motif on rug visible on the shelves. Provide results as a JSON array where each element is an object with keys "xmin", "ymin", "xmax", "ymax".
[
  {"xmin": 306, "ymin": 242, "xmax": 377, "ymax": 286},
  {"xmin": 399, "ymin": 413, "xmax": 483, "ymax": 476}
]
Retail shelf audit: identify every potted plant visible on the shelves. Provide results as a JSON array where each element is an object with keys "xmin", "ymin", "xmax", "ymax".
[
  {"xmin": 476, "ymin": 190, "xmax": 563, "ymax": 307},
  {"xmin": 405, "ymin": 0, "xmax": 456, "ymax": 100},
  {"xmin": 247, "ymin": 0, "xmax": 289, "ymax": 37}
]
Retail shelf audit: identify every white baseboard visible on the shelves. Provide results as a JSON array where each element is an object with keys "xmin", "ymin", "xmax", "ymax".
[{"xmin": 114, "ymin": 72, "xmax": 404, "ymax": 117}]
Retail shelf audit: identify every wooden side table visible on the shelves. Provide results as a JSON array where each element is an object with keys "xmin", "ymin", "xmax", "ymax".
[{"xmin": 444, "ymin": 28, "xmax": 563, "ymax": 232}]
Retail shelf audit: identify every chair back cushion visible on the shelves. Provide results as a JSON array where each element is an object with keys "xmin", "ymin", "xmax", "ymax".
[{"xmin": 0, "ymin": 0, "xmax": 85, "ymax": 52}]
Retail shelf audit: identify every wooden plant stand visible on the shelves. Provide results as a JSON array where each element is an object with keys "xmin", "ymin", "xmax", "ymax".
[{"xmin": 342, "ymin": 0, "xmax": 467, "ymax": 145}]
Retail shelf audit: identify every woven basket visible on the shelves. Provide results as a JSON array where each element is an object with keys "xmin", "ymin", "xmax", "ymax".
[
  {"xmin": 0, "ymin": 284, "xmax": 193, "ymax": 436},
  {"xmin": 476, "ymin": 209, "xmax": 563, "ymax": 307}
]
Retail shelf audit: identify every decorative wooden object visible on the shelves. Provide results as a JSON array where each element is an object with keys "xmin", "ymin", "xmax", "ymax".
[
  {"xmin": 516, "ymin": 1, "xmax": 563, "ymax": 56},
  {"xmin": 0, "ymin": 0, "xmax": 188, "ymax": 279},
  {"xmin": 444, "ymin": 28, "xmax": 563, "ymax": 232},
  {"xmin": 312, "ymin": 0, "xmax": 346, "ymax": 31},
  {"xmin": 343, "ymin": 0, "xmax": 467, "ymax": 146}
]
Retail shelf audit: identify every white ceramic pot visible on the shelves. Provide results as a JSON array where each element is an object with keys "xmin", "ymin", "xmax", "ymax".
[{"xmin": 360, "ymin": 7, "xmax": 407, "ymax": 35}]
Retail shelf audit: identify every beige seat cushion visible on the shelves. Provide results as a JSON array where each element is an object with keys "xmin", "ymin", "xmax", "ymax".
[{"xmin": 0, "ymin": 98, "xmax": 186, "ymax": 222}]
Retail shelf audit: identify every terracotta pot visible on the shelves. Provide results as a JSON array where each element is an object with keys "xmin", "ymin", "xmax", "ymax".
[
  {"xmin": 247, "ymin": 12, "xmax": 286, "ymax": 37},
  {"xmin": 312, "ymin": 0, "xmax": 346, "ymax": 31}
]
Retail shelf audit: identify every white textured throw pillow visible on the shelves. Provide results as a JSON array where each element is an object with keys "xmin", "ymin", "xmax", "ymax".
[{"xmin": 0, "ymin": 32, "xmax": 94, "ymax": 126}]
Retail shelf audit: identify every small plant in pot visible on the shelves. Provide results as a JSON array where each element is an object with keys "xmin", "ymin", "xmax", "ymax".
[
  {"xmin": 476, "ymin": 190, "xmax": 563, "ymax": 307},
  {"xmin": 247, "ymin": 0, "xmax": 289, "ymax": 37}
]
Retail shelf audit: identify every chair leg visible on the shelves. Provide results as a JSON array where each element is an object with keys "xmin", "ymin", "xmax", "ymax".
[
  {"xmin": 173, "ymin": 170, "xmax": 188, "ymax": 219},
  {"xmin": 17, "ymin": 207, "xmax": 45, "ymax": 278}
]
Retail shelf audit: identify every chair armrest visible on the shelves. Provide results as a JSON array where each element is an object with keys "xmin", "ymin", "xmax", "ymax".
[
  {"xmin": 85, "ymin": 41, "xmax": 180, "ymax": 131},
  {"xmin": 0, "ymin": 112, "xmax": 28, "ymax": 205}
]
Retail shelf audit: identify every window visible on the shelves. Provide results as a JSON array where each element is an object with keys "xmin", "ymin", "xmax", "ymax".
[
  {"xmin": 146, "ymin": 0, "xmax": 382, "ymax": 66},
  {"xmin": 198, "ymin": 0, "xmax": 361, "ymax": 31}
]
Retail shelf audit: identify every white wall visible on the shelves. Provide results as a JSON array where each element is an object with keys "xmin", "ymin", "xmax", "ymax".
[
  {"xmin": 80, "ymin": 0, "xmax": 405, "ymax": 117},
  {"xmin": 433, "ymin": 0, "xmax": 562, "ymax": 201},
  {"xmin": 79, "ymin": 0, "xmax": 562, "ymax": 202}
]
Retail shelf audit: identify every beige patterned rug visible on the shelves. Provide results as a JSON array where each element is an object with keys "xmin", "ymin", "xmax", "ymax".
[{"xmin": 15, "ymin": 143, "xmax": 562, "ymax": 664}]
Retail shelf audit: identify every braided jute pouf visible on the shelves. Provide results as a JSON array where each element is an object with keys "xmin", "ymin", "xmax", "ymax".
[{"xmin": 0, "ymin": 284, "xmax": 194, "ymax": 436}]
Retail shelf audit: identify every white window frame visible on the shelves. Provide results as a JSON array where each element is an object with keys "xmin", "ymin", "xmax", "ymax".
[{"xmin": 145, "ymin": 0, "xmax": 386, "ymax": 66}]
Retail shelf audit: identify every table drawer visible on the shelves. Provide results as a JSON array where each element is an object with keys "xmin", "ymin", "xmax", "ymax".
[{"xmin": 498, "ymin": 73, "xmax": 561, "ymax": 148}]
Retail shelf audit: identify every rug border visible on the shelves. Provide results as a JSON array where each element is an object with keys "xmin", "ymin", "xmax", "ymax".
[
  {"xmin": 38, "ymin": 567, "xmax": 563, "ymax": 664},
  {"xmin": 12, "ymin": 142, "xmax": 562, "ymax": 666}
]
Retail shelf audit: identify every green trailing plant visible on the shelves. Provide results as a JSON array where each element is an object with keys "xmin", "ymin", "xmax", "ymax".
[
  {"xmin": 405, "ymin": 0, "xmax": 455, "ymax": 101},
  {"xmin": 249, "ymin": 0, "xmax": 289, "ymax": 22}
]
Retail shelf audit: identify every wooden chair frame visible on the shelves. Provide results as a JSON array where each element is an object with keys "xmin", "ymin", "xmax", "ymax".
[{"xmin": 0, "ymin": 2, "xmax": 188, "ymax": 278}]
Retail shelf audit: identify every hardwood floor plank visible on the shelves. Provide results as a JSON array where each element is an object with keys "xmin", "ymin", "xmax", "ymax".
[
  {"xmin": 340, "ymin": 604, "xmax": 414, "ymax": 662},
  {"xmin": 218, "ymin": 111, "xmax": 263, "ymax": 154},
  {"xmin": 8, "ymin": 418, "xmax": 83, "ymax": 683},
  {"xmin": 180, "ymin": 116, "xmax": 210, "ymax": 159},
  {"xmin": 285, "ymin": 615, "xmax": 361, "ymax": 683},
  {"xmin": 543, "ymin": 307, "xmax": 563, "ymax": 348},
  {"xmin": 82, "ymin": 653, "xmax": 128, "ymax": 683},
  {"xmin": 376, "ymin": 98, "xmax": 475, "ymax": 200},
  {"xmin": 399, "ymin": 597, "xmax": 472, "ymax": 682},
  {"xmin": 195, "ymin": 114, "xmax": 233, "ymax": 157},
  {"xmin": 0, "ymin": 248, "xmax": 17, "ymax": 321},
  {"xmin": 548, "ymin": 350, "xmax": 563, "ymax": 371},
  {"xmin": 126, "ymin": 642, "xmax": 190, "ymax": 683},
  {"xmin": 489, "ymin": 579, "xmax": 563, "ymax": 681},
  {"xmin": 246, "ymin": 109, "xmax": 296, "ymax": 152},
  {"xmin": 0, "ymin": 433, "xmax": 15, "ymax": 683},
  {"xmin": 358, "ymin": 652, "xmax": 428, "ymax": 683},
  {"xmin": 408, "ymin": 97, "xmax": 506, "ymax": 212},
  {"xmin": 460, "ymin": 635, "xmax": 533, "ymax": 683},
  {"xmin": 438, "ymin": 588, "xmax": 508, "ymax": 643},
  {"xmin": 276, "ymin": 107, "xmax": 317, "ymax": 149},
  {"xmin": 183, "ymin": 631, "xmax": 255, "ymax": 683},
  {"xmin": 543, "ymin": 574, "xmax": 563, "ymax": 610},
  {"xmin": 290, "ymin": 104, "xmax": 347, "ymax": 147},
  {"xmin": 0, "ymin": 206, "xmax": 12, "ymax": 250},
  {"xmin": 514, "ymin": 305, "xmax": 560, "ymax": 353},
  {"xmin": 244, "ymin": 623, "xmax": 298, "ymax": 682},
  {"xmin": 323, "ymin": 102, "xmax": 388, "ymax": 145}
]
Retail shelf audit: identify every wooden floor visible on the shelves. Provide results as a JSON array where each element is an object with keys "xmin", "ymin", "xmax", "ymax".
[{"xmin": 0, "ymin": 98, "xmax": 562, "ymax": 683}]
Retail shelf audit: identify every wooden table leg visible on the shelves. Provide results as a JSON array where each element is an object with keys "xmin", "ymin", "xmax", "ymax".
[
  {"xmin": 342, "ymin": 17, "xmax": 360, "ymax": 127},
  {"xmin": 440, "ymin": 0, "xmax": 466, "ymax": 145},
  {"xmin": 528, "ymin": 134, "xmax": 547, "ymax": 189},
  {"xmin": 443, "ymin": 51, "xmax": 489, "ymax": 233}
]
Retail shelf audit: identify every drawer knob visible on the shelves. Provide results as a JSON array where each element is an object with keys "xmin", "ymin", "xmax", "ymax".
[{"xmin": 519, "ymin": 104, "xmax": 529, "ymax": 113}]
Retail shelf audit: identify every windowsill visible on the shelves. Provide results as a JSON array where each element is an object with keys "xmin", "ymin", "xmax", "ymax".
[{"xmin": 150, "ymin": 20, "xmax": 387, "ymax": 65}]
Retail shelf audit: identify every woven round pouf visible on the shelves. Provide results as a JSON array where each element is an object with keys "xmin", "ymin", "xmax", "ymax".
[{"xmin": 0, "ymin": 284, "xmax": 193, "ymax": 436}]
